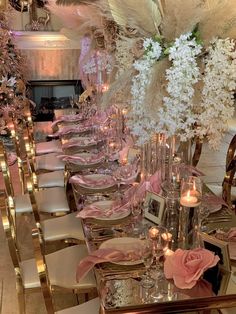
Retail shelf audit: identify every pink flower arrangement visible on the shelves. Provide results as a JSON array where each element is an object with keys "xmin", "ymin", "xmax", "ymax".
[{"xmin": 164, "ymin": 248, "xmax": 220, "ymax": 289}]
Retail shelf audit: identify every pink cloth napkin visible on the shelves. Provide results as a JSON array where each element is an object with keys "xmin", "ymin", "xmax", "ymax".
[
  {"xmin": 51, "ymin": 114, "xmax": 83, "ymax": 127},
  {"xmin": 76, "ymin": 248, "xmax": 141, "ymax": 282},
  {"xmin": 69, "ymin": 175, "xmax": 116, "ymax": 187},
  {"xmin": 53, "ymin": 126, "xmax": 91, "ymax": 137},
  {"xmin": 57, "ymin": 152, "xmax": 104, "ymax": 164},
  {"xmin": 62, "ymin": 138, "xmax": 100, "ymax": 149},
  {"xmin": 215, "ymin": 228, "xmax": 236, "ymax": 242},
  {"xmin": 76, "ymin": 202, "xmax": 130, "ymax": 219}
]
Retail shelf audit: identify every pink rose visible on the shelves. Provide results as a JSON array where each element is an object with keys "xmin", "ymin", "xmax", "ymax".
[{"xmin": 164, "ymin": 248, "xmax": 220, "ymax": 289}]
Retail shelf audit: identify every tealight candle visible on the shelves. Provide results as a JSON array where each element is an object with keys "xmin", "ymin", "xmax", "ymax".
[
  {"xmin": 122, "ymin": 108, "xmax": 128, "ymax": 115},
  {"xmin": 149, "ymin": 227, "xmax": 159, "ymax": 240},
  {"xmin": 180, "ymin": 190, "xmax": 201, "ymax": 207}
]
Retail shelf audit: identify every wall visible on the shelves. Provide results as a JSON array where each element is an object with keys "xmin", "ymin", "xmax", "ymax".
[{"xmin": 10, "ymin": 7, "xmax": 81, "ymax": 81}]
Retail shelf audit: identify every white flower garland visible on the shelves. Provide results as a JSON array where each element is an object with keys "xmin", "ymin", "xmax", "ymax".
[
  {"xmin": 128, "ymin": 37, "xmax": 162, "ymax": 144},
  {"xmin": 156, "ymin": 32, "xmax": 202, "ymax": 141},
  {"xmin": 196, "ymin": 38, "xmax": 236, "ymax": 149}
]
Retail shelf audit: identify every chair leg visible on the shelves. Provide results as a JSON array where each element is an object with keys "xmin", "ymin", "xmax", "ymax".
[{"xmin": 16, "ymin": 280, "xmax": 26, "ymax": 314}]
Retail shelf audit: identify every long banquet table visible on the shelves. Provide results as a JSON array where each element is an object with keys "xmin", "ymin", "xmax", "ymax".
[{"xmin": 52, "ymin": 108, "xmax": 236, "ymax": 313}]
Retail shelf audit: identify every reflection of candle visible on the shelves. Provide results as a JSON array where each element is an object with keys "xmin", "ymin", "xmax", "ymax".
[
  {"xmin": 180, "ymin": 190, "xmax": 200, "ymax": 207},
  {"xmin": 122, "ymin": 108, "xmax": 128, "ymax": 115},
  {"xmin": 121, "ymin": 157, "xmax": 128, "ymax": 165},
  {"xmin": 149, "ymin": 227, "xmax": 159, "ymax": 240}
]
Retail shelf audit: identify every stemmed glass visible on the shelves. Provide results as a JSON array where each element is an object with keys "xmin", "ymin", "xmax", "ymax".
[
  {"xmin": 141, "ymin": 238, "xmax": 155, "ymax": 289},
  {"xmin": 131, "ymin": 195, "xmax": 144, "ymax": 236},
  {"xmin": 149, "ymin": 226, "xmax": 169, "ymax": 301}
]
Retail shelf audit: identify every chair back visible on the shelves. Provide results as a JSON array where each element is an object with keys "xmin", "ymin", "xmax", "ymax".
[
  {"xmin": 0, "ymin": 141, "xmax": 15, "ymax": 198},
  {"xmin": 0, "ymin": 189, "xmax": 24, "ymax": 296},
  {"xmin": 222, "ymin": 135, "xmax": 236, "ymax": 210},
  {"xmin": 26, "ymin": 177, "xmax": 55, "ymax": 313}
]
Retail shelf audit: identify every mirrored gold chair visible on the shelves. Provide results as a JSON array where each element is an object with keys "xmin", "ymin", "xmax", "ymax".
[
  {"xmin": 206, "ymin": 134, "xmax": 236, "ymax": 209},
  {"xmin": 26, "ymin": 175, "xmax": 85, "ymax": 251},
  {"xmin": 0, "ymin": 189, "xmax": 41, "ymax": 314},
  {"xmin": 0, "ymin": 141, "xmax": 70, "ymax": 216},
  {"xmin": 30, "ymin": 188, "xmax": 97, "ymax": 313}
]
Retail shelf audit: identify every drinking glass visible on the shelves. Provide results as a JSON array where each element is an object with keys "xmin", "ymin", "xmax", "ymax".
[
  {"xmin": 141, "ymin": 239, "xmax": 155, "ymax": 289},
  {"xmin": 149, "ymin": 226, "xmax": 169, "ymax": 301}
]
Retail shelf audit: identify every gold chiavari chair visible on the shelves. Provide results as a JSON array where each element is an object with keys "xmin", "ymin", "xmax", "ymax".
[
  {"xmin": 206, "ymin": 134, "xmax": 236, "ymax": 210},
  {"xmin": 29, "ymin": 179, "xmax": 97, "ymax": 313},
  {"xmin": 0, "ymin": 141, "xmax": 70, "ymax": 217},
  {"xmin": 26, "ymin": 175, "xmax": 85, "ymax": 252},
  {"xmin": 0, "ymin": 189, "xmax": 41, "ymax": 314},
  {"xmin": 11, "ymin": 117, "xmax": 66, "ymax": 190}
]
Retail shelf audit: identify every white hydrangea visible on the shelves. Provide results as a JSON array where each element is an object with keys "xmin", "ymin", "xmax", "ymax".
[
  {"xmin": 196, "ymin": 38, "xmax": 236, "ymax": 149},
  {"xmin": 156, "ymin": 32, "xmax": 202, "ymax": 141},
  {"xmin": 128, "ymin": 37, "xmax": 162, "ymax": 145}
]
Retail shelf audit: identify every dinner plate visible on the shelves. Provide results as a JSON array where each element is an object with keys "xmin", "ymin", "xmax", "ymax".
[
  {"xmin": 78, "ymin": 174, "xmax": 116, "ymax": 190},
  {"xmin": 66, "ymin": 153, "xmax": 105, "ymax": 166},
  {"xmin": 99, "ymin": 237, "xmax": 143, "ymax": 265},
  {"xmin": 208, "ymin": 204, "xmax": 222, "ymax": 213},
  {"xmin": 91, "ymin": 200, "xmax": 130, "ymax": 221}
]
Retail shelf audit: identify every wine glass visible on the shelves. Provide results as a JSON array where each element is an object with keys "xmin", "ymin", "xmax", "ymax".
[
  {"xmin": 141, "ymin": 238, "xmax": 155, "ymax": 289},
  {"xmin": 149, "ymin": 226, "xmax": 169, "ymax": 301},
  {"xmin": 131, "ymin": 195, "xmax": 144, "ymax": 236}
]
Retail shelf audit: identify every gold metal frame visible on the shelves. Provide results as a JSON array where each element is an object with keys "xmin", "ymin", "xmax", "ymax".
[{"xmin": 0, "ymin": 189, "xmax": 42, "ymax": 314}]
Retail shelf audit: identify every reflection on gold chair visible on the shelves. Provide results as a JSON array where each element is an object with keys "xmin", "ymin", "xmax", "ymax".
[
  {"xmin": 207, "ymin": 134, "xmax": 236, "ymax": 210},
  {"xmin": 0, "ymin": 141, "xmax": 70, "ymax": 216},
  {"xmin": 0, "ymin": 189, "xmax": 41, "ymax": 314},
  {"xmin": 29, "ymin": 178, "xmax": 97, "ymax": 313}
]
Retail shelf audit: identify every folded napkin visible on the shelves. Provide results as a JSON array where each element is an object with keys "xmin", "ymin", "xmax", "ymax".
[
  {"xmin": 76, "ymin": 248, "xmax": 141, "ymax": 282},
  {"xmin": 76, "ymin": 202, "xmax": 130, "ymax": 219},
  {"xmin": 69, "ymin": 175, "xmax": 116, "ymax": 187},
  {"xmin": 58, "ymin": 152, "xmax": 104, "ymax": 164},
  {"xmin": 62, "ymin": 138, "xmax": 100, "ymax": 149},
  {"xmin": 53, "ymin": 126, "xmax": 91, "ymax": 137},
  {"xmin": 215, "ymin": 228, "xmax": 236, "ymax": 242},
  {"xmin": 51, "ymin": 114, "xmax": 83, "ymax": 128}
]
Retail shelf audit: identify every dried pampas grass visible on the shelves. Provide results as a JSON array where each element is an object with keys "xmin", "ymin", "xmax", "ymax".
[
  {"xmin": 101, "ymin": 67, "xmax": 135, "ymax": 108},
  {"xmin": 159, "ymin": 0, "xmax": 209, "ymax": 41},
  {"xmin": 199, "ymin": 0, "xmax": 236, "ymax": 43}
]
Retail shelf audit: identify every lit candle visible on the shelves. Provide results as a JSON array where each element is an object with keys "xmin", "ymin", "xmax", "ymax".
[
  {"xmin": 149, "ymin": 227, "xmax": 159, "ymax": 240},
  {"xmin": 180, "ymin": 190, "xmax": 201, "ymax": 207}
]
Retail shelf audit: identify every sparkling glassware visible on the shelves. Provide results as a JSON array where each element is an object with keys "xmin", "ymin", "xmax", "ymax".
[
  {"xmin": 149, "ymin": 226, "xmax": 169, "ymax": 301},
  {"xmin": 141, "ymin": 239, "xmax": 155, "ymax": 289}
]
